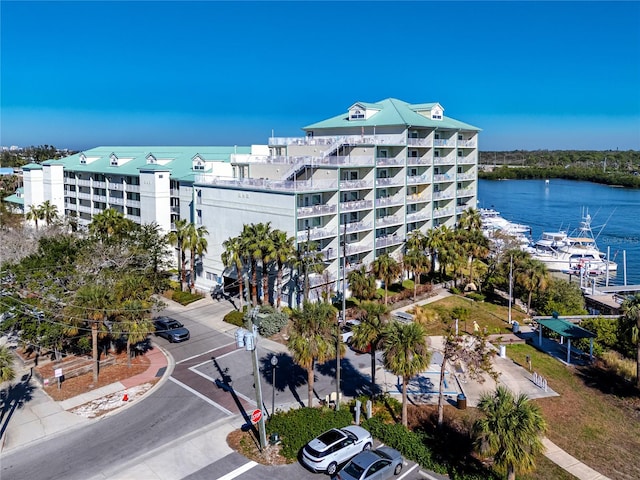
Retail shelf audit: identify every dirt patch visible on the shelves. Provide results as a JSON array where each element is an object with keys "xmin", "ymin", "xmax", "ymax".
[
  {"xmin": 39, "ymin": 352, "xmax": 152, "ymax": 401},
  {"xmin": 227, "ymin": 428, "xmax": 289, "ymax": 466}
]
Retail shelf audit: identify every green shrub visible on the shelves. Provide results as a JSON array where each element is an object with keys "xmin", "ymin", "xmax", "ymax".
[
  {"xmin": 402, "ymin": 279, "xmax": 415, "ymax": 290},
  {"xmin": 466, "ymin": 292, "xmax": 485, "ymax": 302},
  {"xmin": 171, "ymin": 290, "xmax": 203, "ymax": 305},
  {"xmin": 254, "ymin": 306, "xmax": 289, "ymax": 337},
  {"xmin": 266, "ymin": 407, "xmax": 354, "ymax": 460},
  {"xmin": 224, "ymin": 310, "xmax": 245, "ymax": 327}
]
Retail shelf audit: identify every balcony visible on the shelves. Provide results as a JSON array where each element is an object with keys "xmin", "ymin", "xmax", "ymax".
[
  {"xmin": 170, "ymin": 205, "xmax": 180, "ymax": 214},
  {"xmin": 127, "ymin": 199, "xmax": 141, "ymax": 208},
  {"xmin": 433, "ymin": 155, "xmax": 455, "ymax": 165},
  {"xmin": 110, "ymin": 183, "xmax": 123, "ymax": 191},
  {"xmin": 457, "ymin": 155, "xmax": 476, "ymax": 165},
  {"xmin": 407, "ymin": 138, "xmax": 432, "ymax": 147},
  {"xmin": 406, "ymin": 193, "xmax": 431, "ymax": 204},
  {"xmin": 434, "ymin": 139, "xmax": 456, "ymax": 147},
  {"xmin": 406, "ymin": 210, "xmax": 431, "ymax": 222},
  {"xmin": 456, "ymin": 172, "xmax": 475, "ymax": 181},
  {"xmin": 126, "ymin": 185, "xmax": 141, "ymax": 193},
  {"xmin": 297, "ymin": 226, "xmax": 337, "ymax": 242},
  {"xmin": 375, "ymin": 235, "xmax": 405, "ymax": 249},
  {"xmin": 297, "ymin": 204, "xmax": 337, "ymax": 218},
  {"xmin": 127, "ymin": 215, "xmax": 141, "ymax": 224},
  {"xmin": 345, "ymin": 242, "xmax": 372, "ymax": 255},
  {"xmin": 457, "ymin": 187, "xmax": 475, "ymax": 197},
  {"xmin": 375, "ymin": 193, "xmax": 403, "ymax": 207},
  {"xmin": 433, "ymin": 190, "xmax": 454, "ymax": 200},
  {"xmin": 433, "ymin": 207, "xmax": 454, "ymax": 218},
  {"xmin": 377, "ymin": 215, "xmax": 403, "ymax": 227},
  {"xmin": 94, "ymin": 194, "xmax": 107, "ymax": 203},
  {"xmin": 93, "ymin": 181, "xmax": 106, "ymax": 189},
  {"xmin": 340, "ymin": 221, "xmax": 372, "ymax": 235},
  {"xmin": 76, "ymin": 192, "xmax": 92, "ymax": 200},
  {"xmin": 375, "ymin": 177, "xmax": 404, "ymax": 187},
  {"xmin": 375, "ymin": 156, "xmax": 404, "ymax": 166},
  {"xmin": 196, "ymin": 175, "xmax": 339, "ymax": 193},
  {"xmin": 109, "ymin": 197, "xmax": 125, "ymax": 206},
  {"xmin": 77, "ymin": 179, "xmax": 91, "ymax": 187},
  {"xmin": 170, "ymin": 188, "xmax": 180, "ymax": 196},
  {"xmin": 339, "ymin": 179, "xmax": 373, "ymax": 190},
  {"xmin": 407, "ymin": 175, "xmax": 429, "ymax": 185},
  {"xmin": 407, "ymin": 156, "xmax": 431, "ymax": 166},
  {"xmin": 340, "ymin": 199, "xmax": 373, "ymax": 212},
  {"xmin": 433, "ymin": 174, "xmax": 453, "ymax": 183},
  {"xmin": 64, "ymin": 177, "xmax": 76, "ymax": 185},
  {"xmin": 76, "ymin": 205, "xmax": 92, "ymax": 214},
  {"xmin": 457, "ymin": 139, "xmax": 477, "ymax": 148}
]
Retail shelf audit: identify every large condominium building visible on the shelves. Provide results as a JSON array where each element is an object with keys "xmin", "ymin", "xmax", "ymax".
[{"xmin": 21, "ymin": 98, "xmax": 480, "ymax": 304}]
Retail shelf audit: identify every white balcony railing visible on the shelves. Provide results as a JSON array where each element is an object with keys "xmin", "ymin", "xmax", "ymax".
[
  {"xmin": 433, "ymin": 155, "xmax": 455, "ymax": 164},
  {"xmin": 77, "ymin": 179, "xmax": 91, "ymax": 187},
  {"xmin": 340, "ymin": 221, "xmax": 372, "ymax": 235},
  {"xmin": 375, "ymin": 157, "xmax": 404, "ymax": 166},
  {"xmin": 433, "ymin": 174, "xmax": 453, "ymax": 182},
  {"xmin": 456, "ymin": 172, "xmax": 475, "ymax": 181},
  {"xmin": 375, "ymin": 194, "xmax": 403, "ymax": 207},
  {"xmin": 297, "ymin": 226, "xmax": 337, "ymax": 242},
  {"xmin": 340, "ymin": 199, "xmax": 373, "ymax": 212},
  {"xmin": 433, "ymin": 190, "xmax": 454, "ymax": 200},
  {"xmin": 109, "ymin": 197, "xmax": 125, "ymax": 206},
  {"xmin": 375, "ymin": 177, "xmax": 404, "ymax": 187},
  {"xmin": 297, "ymin": 204, "xmax": 337, "ymax": 218},
  {"xmin": 457, "ymin": 187, "xmax": 475, "ymax": 197},
  {"xmin": 126, "ymin": 185, "xmax": 141, "ymax": 193},
  {"xmin": 93, "ymin": 181, "xmax": 107, "ymax": 189},
  {"xmin": 377, "ymin": 215, "xmax": 403, "ymax": 227},
  {"xmin": 406, "ymin": 193, "xmax": 431, "ymax": 204},
  {"xmin": 406, "ymin": 138, "xmax": 432, "ymax": 147},
  {"xmin": 433, "ymin": 207, "xmax": 454, "ymax": 218},
  {"xmin": 375, "ymin": 235, "xmax": 405, "ymax": 249},
  {"xmin": 407, "ymin": 175, "xmax": 429, "ymax": 185},
  {"xmin": 345, "ymin": 242, "xmax": 372, "ymax": 255},
  {"xmin": 406, "ymin": 211, "xmax": 431, "ymax": 222},
  {"xmin": 434, "ymin": 139, "xmax": 456, "ymax": 147},
  {"xmin": 339, "ymin": 179, "xmax": 373, "ymax": 190},
  {"xmin": 407, "ymin": 156, "xmax": 431, "ymax": 165}
]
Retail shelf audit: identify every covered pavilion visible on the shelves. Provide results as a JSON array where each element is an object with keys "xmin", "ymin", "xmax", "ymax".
[{"xmin": 537, "ymin": 314, "xmax": 596, "ymax": 364}]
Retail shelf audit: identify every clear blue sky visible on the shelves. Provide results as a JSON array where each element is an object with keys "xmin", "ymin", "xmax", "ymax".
[{"xmin": 2, "ymin": 1, "xmax": 639, "ymax": 151}]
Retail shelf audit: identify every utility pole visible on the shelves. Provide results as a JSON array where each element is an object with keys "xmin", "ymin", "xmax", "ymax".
[
  {"xmin": 336, "ymin": 226, "xmax": 347, "ymax": 411},
  {"xmin": 508, "ymin": 254, "xmax": 513, "ymax": 325},
  {"xmin": 304, "ymin": 226, "xmax": 310, "ymax": 301}
]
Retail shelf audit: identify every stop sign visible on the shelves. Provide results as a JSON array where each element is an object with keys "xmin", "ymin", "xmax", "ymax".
[{"xmin": 251, "ymin": 409, "xmax": 262, "ymax": 424}]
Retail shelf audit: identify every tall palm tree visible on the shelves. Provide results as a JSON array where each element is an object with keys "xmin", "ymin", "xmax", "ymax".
[
  {"xmin": 620, "ymin": 294, "xmax": 640, "ymax": 388},
  {"xmin": 351, "ymin": 301, "xmax": 390, "ymax": 395},
  {"xmin": 26, "ymin": 203, "xmax": 43, "ymax": 230},
  {"xmin": 517, "ymin": 259, "xmax": 550, "ymax": 313},
  {"xmin": 167, "ymin": 218, "xmax": 189, "ymax": 291},
  {"xmin": 463, "ymin": 229, "xmax": 490, "ymax": 288},
  {"xmin": 347, "ymin": 266, "xmax": 377, "ymax": 301},
  {"xmin": 270, "ymin": 230, "xmax": 296, "ymax": 308},
  {"xmin": 222, "ymin": 235, "xmax": 246, "ymax": 307},
  {"xmin": 403, "ymin": 248, "xmax": 430, "ymax": 301},
  {"xmin": 383, "ymin": 321, "xmax": 431, "ymax": 426},
  {"xmin": 287, "ymin": 301, "xmax": 339, "ymax": 407},
  {"xmin": 65, "ymin": 284, "xmax": 113, "ymax": 383},
  {"xmin": 240, "ymin": 222, "xmax": 274, "ymax": 305},
  {"xmin": 0, "ymin": 345, "xmax": 16, "ymax": 383},
  {"xmin": 39, "ymin": 200, "xmax": 59, "ymax": 226},
  {"xmin": 458, "ymin": 207, "xmax": 482, "ymax": 231},
  {"xmin": 425, "ymin": 225, "xmax": 448, "ymax": 276},
  {"xmin": 89, "ymin": 207, "xmax": 133, "ymax": 242},
  {"xmin": 406, "ymin": 228, "xmax": 426, "ymax": 252},
  {"xmin": 186, "ymin": 224, "xmax": 209, "ymax": 293},
  {"xmin": 474, "ymin": 386, "xmax": 547, "ymax": 480},
  {"xmin": 372, "ymin": 253, "xmax": 401, "ymax": 305}
]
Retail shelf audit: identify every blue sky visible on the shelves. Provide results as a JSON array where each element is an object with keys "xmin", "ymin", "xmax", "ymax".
[{"xmin": 2, "ymin": 1, "xmax": 639, "ymax": 151}]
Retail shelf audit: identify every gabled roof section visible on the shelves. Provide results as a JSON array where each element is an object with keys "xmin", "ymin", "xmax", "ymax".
[
  {"xmin": 22, "ymin": 163, "xmax": 43, "ymax": 171},
  {"xmin": 304, "ymin": 98, "xmax": 481, "ymax": 131}
]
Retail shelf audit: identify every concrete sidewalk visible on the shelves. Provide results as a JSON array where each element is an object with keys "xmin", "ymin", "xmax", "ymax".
[{"xmin": 1, "ymin": 343, "xmax": 171, "ymax": 453}]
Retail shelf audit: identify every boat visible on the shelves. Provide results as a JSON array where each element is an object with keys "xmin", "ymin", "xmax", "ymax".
[
  {"xmin": 524, "ymin": 212, "xmax": 617, "ymax": 273},
  {"xmin": 480, "ymin": 208, "xmax": 532, "ymax": 249}
]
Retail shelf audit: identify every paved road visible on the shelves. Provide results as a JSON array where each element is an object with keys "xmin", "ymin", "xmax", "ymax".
[{"xmin": 2, "ymin": 297, "xmax": 406, "ymax": 480}]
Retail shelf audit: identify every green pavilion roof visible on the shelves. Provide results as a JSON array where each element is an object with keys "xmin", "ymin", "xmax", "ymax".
[{"xmin": 537, "ymin": 318, "xmax": 596, "ymax": 339}]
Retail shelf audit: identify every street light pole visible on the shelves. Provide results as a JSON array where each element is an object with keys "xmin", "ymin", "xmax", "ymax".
[
  {"xmin": 270, "ymin": 355, "xmax": 278, "ymax": 416},
  {"xmin": 336, "ymin": 226, "xmax": 347, "ymax": 411},
  {"xmin": 508, "ymin": 254, "xmax": 513, "ymax": 325}
]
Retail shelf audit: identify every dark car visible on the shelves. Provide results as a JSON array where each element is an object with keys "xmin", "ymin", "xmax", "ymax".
[
  {"xmin": 153, "ymin": 316, "xmax": 190, "ymax": 343},
  {"xmin": 333, "ymin": 446, "xmax": 404, "ymax": 480}
]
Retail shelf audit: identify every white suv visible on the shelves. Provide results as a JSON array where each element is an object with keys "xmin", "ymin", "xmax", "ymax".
[{"xmin": 301, "ymin": 426, "xmax": 373, "ymax": 475}]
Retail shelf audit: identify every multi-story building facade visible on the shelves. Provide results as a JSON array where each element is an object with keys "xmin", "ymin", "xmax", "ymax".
[{"xmin": 21, "ymin": 98, "xmax": 480, "ymax": 304}]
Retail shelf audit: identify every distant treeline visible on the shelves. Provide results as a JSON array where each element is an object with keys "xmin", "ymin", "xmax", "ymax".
[
  {"xmin": 1, "ymin": 145, "xmax": 72, "ymax": 168},
  {"xmin": 479, "ymin": 150, "xmax": 640, "ymax": 188}
]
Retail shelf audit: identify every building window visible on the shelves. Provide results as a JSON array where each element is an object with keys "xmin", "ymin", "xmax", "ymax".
[
  {"xmin": 197, "ymin": 209, "xmax": 202, "ymax": 225},
  {"xmin": 350, "ymin": 109, "xmax": 365, "ymax": 120},
  {"xmin": 458, "ymin": 150, "xmax": 464, "ymax": 157},
  {"xmin": 206, "ymin": 272, "xmax": 216, "ymax": 281}
]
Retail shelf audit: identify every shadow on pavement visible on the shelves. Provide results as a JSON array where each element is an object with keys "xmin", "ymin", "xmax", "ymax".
[{"xmin": 0, "ymin": 372, "xmax": 35, "ymax": 439}]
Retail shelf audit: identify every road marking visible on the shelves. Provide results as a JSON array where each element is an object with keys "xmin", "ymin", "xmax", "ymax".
[
  {"xmin": 188, "ymin": 366, "xmax": 257, "ymax": 405},
  {"xmin": 397, "ymin": 463, "xmax": 419, "ymax": 479},
  {"xmin": 216, "ymin": 461, "xmax": 258, "ymax": 480},
  {"xmin": 417, "ymin": 467, "xmax": 442, "ymax": 480},
  {"xmin": 169, "ymin": 377, "xmax": 234, "ymax": 415},
  {"xmin": 176, "ymin": 342, "xmax": 236, "ymax": 365}
]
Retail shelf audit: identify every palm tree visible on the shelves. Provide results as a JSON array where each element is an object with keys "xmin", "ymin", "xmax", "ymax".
[
  {"xmin": 65, "ymin": 284, "xmax": 113, "ymax": 383},
  {"xmin": 458, "ymin": 207, "xmax": 482, "ymax": 231},
  {"xmin": 464, "ymin": 229, "xmax": 490, "ymax": 288},
  {"xmin": 474, "ymin": 386, "xmax": 547, "ymax": 480},
  {"xmin": 185, "ymin": 224, "xmax": 209, "ymax": 293},
  {"xmin": 39, "ymin": 200, "xmax": 59, "ymax": 226},
  {"xmin": 351, "ymin": 301, "xmax": 390, "ymax": 396},
  {"xmin": 270, "ymin": 230, "xmax": 296, "ymax": 308},
  {"xmin": 372, "ymin": 253, "xmax": 401, "ymax": 305},
  {"xmin": 425, "ymin": 225, "xmax": 448, "ymax": 276},
  {"xmin": 287, "ymin": 301, "xmax": 339, "ymax": 407},
  {"xmin": 517, "ymin": 259, "xmax": 550, "ymax": 313},
  {"xmin": 0, "ymin": 346, "xmax": 16, "ymax": 383},
  {"xmin": 383, "ymin": 321, "xmax": 431, "ymax": 426},
  {"xmin": 167, "ymin": 218, "xmax": 189, "ymax": 291},
  {"xmin": 403, "ymin": 248, "xmax": 430, "ymax": 301},
  {"xmin": 347, "ymin": 266, "xmax": 377, "ymax": 301},
  {"xmin": 26, "ymin": 204, "xmax": 43, "ymax": 230},
  {"xmin": 222, "ymin": 235, "xmax": 246, "ymax": 307},
  {"xmin": 241, "ymin": 222, "xmax": 274, "ymax": 306},
  {"xmin": 89, "ymin": 207, "xmax": 133, "ymax": 243},
  {"xmin": 114, "ymin": 299, "xmax": 153, "ymax": 367},
  {"xmin": 620, "ymin": 294, "xmax": 640, "ymax": 388},
  {"xmin": 406, "ymin": 228, "xmax": 426, "ymax": 252}
]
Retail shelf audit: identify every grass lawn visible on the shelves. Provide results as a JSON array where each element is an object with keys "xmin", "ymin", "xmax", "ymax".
[{"xmin": 420, "ymin": 295, "xmax": 640, "ymax": 480}]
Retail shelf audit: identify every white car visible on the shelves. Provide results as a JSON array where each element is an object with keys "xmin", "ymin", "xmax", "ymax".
[
  {"xmin": 301, "ymin": 426, "xmax": 373, "ymax": 475},
  {"xmin": 340, "ymin": 320, "xmax": 360, "ymax": 345}
]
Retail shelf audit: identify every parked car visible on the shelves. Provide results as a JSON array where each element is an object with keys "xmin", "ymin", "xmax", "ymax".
[
  {"xmin": 301, "ymin": 426, "xmax": 373, "ymax": 475},
  {"xmin": 333, "ymin": 446, "xmax": 404, "ymax": 480},
  {"xmin": 153, "ymin": 316, "xmax": 190, "ymax": 343},
  {"xmin": 340, "ymin": 320, "xmax": 360, "ymax": 344}
]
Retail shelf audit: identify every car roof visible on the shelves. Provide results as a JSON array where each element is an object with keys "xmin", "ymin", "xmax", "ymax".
[{"xmin": 316, "ymin": 428, "xmax": 345, "ymax": 446}]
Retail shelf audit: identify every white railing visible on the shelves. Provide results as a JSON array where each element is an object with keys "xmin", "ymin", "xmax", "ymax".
[
  {"xmin": 109, "ymin": 197, "xmax": 125, "ymax": 206},
  {"xmin": 457, "ymin": 156, "xmax": 476, "ymax": 164},
  {"xmin": 170, "ymin": 188, "xmax": 180, "ymax": 196},
  {"xmin": 457, "ymin": 187, "xmax": 475, "ymax": 197},
  {"xmin": 127, "ymin": 215, "xmax": 141, "ymax": 223},
  {"xmin": 64, "ymin": 177, "xmax": 76, "ymax": 185},
  {"xmin": 457, "ymin": 139, "xmax": 477, "ymax": 147},
  {"xmin": 407, "ymin": 175, "xmax": 429, "ymax": 184},
  {"xmin": 377, "ymin": 215, "xmax": 402, "ymax": 227},
  {"xmin": 94, "ymin": 194, "xmax": 107, "ymax": 203},
  {"xmin": 375, "ymin": 177, "xmax": 404, "ymax": 187},
  {"xmin": 76, "ymin": 205, "xmax": 92, "ymax": 214},
  {"xmin": 456, "ymin": 172, "xmax": 475, "ymax": 181},
  {"xmin": 297, "ymin": 226, "xmax": 337, "ymax": 242},
  {"xmin": 346, "ymin": 242, "xmax": 372, "ymax": 255},
  {"xmin": 77, "ymin": 179, "xmax": 91, "ymax": 187},
  {"xmin": 128, "ymin": 199, "xmax": 141, "ymax": 208},
  {"xmin": 375, "ymin": 235, "xmax": 405, "ymax": 249},
  {"xmin": 433, "ymin": 207, "xmax": 454, "ymax": 218},
  {"xmin": 433, "ymin": 174, "xmax": 453, "ymax": 182},
  {"xmin": 93, "ymin": 181, "xmax": 106, "ymax": 189},
  {"xmin": 434, "ymin": 139, "xmax": 456, "ymax": 147},
  {"xmin": 340, "ymin": 199, "xmax": 373, "ymax": 212},
  {"xmin": 196, "ymin": 175, "xmax": 339, "ymax": 192},
  {"xmin": 375, "ymin": 193, "xmax": 403, "ymax": 207},
  {"xmin": 269, "ymin": 134, "xmax": 406, "ymax": 147},
  {"xmin": 76, "ymin": 192, "xmax": 91, "ymax": 200},
  {"xmin": 126, "ymin": 185, "xmax": 140, "ymax": 193},
  {"xmin": 407, "ymin": 138, "xmax": 432, "ymax": 147},
  {"xmin": 110, "ymin": 184, "xmax": 123, "ymax": 191},
  {"xmin": 433, "ymin": 190, "xmax": 454, "ymax": 200},
  {"xmin": 407, "ymin": 157, "xmax": 431, "ymax": 165},
  {"xmin": 433, "ymin": 155, "xmax": 455, "ymax": 164},
  {"xmin": 406, "ymin": 193, "xmax": 431, "ymax": 203},
  {"xmin": 376, "ymin": 157, "xmax": 404, "ymax": 166},
  {"xmin": 339, "ymin": 179, "xmax": 373, "ymax": 190},
  {"xmin": 340, "ymin": 221, "xmax": 372, "ymax": 234},
  {"xmin": 297, "ymin": 204, "xmax": 337, "ymax": 218},
  {"xmin": 407, "ymin": 211, "xmax": 431, "ymax": 222}
]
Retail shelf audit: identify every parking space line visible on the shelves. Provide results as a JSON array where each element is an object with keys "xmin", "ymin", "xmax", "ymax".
[
  {"xmin": 169, "ymin": 377, "xmax": 234, "ymax": 415},
  {"xmin": 397, "ymin": 463, "xmax": 419, "ymax": 479},
  {"xmin": 216, "ymin": 461, "xmax": 258, "ymax": 480}
]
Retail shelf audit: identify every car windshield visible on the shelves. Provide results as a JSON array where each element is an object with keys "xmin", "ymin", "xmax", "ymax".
[{"xmin": 342, "ymin": 461, "xmax": 365, "ymax": 478}]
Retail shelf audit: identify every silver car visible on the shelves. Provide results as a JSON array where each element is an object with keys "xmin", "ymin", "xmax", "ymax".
[
  {"xmin": 333, "ymin": 446, "xmax": 404, "ymax": 480},
  {"xmin": 301, "ymin": 426, "xmax": 373, "ymax": 475}
]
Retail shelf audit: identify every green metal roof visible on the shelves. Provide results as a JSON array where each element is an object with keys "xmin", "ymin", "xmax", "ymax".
[
  {"xmin": 537, "ymin": 318, "xmax": 596, "ymax": 339},
  {"xmin": 304, "ymin": 98, "xmax": 481, "ymax": 131},
  {"xmin": 45, "ymin": 146, "xmax": 251, "ymax": 179},
  {"xmin": 22, "ymin": 163, "xmax": 43, "ymax": 170},
  {"xmin": 3, "ymin": 191, "xmax": 24, "ymax": 205}
]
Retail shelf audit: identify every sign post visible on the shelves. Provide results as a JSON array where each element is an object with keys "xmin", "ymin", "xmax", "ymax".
[{"xmin": 54, "ymin": 368, "xmax": 63, "ymax": 390}]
